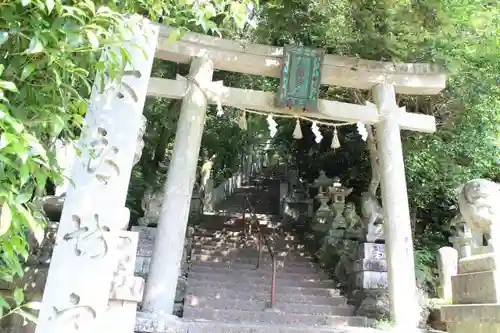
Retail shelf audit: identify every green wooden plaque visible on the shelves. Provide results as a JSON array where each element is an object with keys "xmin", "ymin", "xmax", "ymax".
[{"xmin": 276, "ymin": 45, "xmax": 325, "ymax": 112}]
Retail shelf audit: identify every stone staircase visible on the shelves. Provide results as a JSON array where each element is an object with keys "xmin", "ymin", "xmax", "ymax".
[
  {"xmin": 177, "ymin": 174, "xmax": 376, "ymax": 332},
  {"xmin": 182, "ymin": 227, "xmax": 375, "ymax": 332}
]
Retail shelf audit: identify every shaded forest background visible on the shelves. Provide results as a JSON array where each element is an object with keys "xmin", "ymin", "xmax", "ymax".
[{"xmin": 0, "ymin": 0, "xmax": 498, "ymax": 317}]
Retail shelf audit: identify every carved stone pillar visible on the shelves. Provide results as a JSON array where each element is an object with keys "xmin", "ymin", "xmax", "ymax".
[
  {"xmin": 35, "ymin": 17, "xmax": 158, "ymax": 333},
  {"xmin": 373, "ymin": 84, "xmax": 419, "ymax": 329},
  {"xmin": 142, "ymin": 55, "xmax": 214, "ymax": 317}
]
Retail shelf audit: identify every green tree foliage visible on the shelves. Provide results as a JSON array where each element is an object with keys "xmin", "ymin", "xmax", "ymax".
[
  {"xmin": 250, "ymin": 0, "xmax": 499, "ymax": 292},
  {"xmin": 0, "ymin": 0, "xmax": 257, "ymax": 320}
]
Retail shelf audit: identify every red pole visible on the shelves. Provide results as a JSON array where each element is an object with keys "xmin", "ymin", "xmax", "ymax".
[{"xmin": 270, "ymin": 257, "xmax": 277, "ymax": 308}]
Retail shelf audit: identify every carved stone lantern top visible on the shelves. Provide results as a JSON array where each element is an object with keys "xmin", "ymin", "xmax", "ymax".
[
  {"xmin": 328, "ymin": 178, "xmax": 353, "ymax": 204},
  {"xmin": 312, "ymin": 171, "xmax": 333, "ymax": 194}
]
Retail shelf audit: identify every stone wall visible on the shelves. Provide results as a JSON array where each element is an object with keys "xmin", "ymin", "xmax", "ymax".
[
  {"xmin": 132, "ymin": 225, "xmax": 194, "ymax": 316},
  {"xmin": 210, "ymin": 172, "xmax": 245, "ymax": 209}
]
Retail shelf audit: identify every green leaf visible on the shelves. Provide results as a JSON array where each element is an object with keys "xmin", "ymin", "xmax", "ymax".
[
  {"xmin": 167, "ymin": 28, "xmax": 182, "ymax": 45},
  {"xmin": 0, "ymin": 296, "xmax": 9, "ymax": 310},
  {"xmin": 19, "ymin": 206, "xmax": 44, "ymax": 245},
  {"xmin": 0, "ymin": 81, "xmax": 18, "ymax": 93},
  {"xmin": 24, "ymin": 302, "xmax": 41, "ymax": 310},
  {"xmin": 86, "ymin": 30, "xmax": 99, "ymax": 49},
  {"xmin": 14, "ymin": 308, "xmax": 38, "ymax": 324},
  {"xmin": 21, "ymin": 64, "xmax": 36, "ymax": 81},
  {"xmin": 21, "ymin": 0, "xmax": 31, "ymax": 6},
  {"xmin": 0, "ymin": 32, "xmax": 8, "ymax": 46},
  {"xmin": 0, "ymin": 202, "xmax": 12, "ymax": 237},
  {"xmin": 13, "ymin": 288, "xmax": 24, "ymax": 306},
  {"xmin": 53, "ymin": 115, "xmax": 65, "ymax": 136},
  {"xmin": 15, "ymin": 192, "xmax": 32, "ymax": 205},
  {"xmin": 27, "ymin": 37, "xmax": 44, "ymax": 54},
  {"xmin": 45, "ymin": 0, "xmax": 55, "ymax": 13}
]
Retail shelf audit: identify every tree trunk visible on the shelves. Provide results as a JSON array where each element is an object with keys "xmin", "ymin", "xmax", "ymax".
[{"xmin": 365, "ymin": 124, "xmax": 380, "ymax": 196}]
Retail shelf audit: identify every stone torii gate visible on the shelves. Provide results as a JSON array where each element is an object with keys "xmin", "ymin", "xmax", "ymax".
[{"xmin": 34, "ymin": 17, "xmax": 446, "ymax": 333}]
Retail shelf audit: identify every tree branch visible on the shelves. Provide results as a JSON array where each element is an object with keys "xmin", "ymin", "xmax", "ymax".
[{"xmin": 351, "ymin": 89, "xmax": 380, "ymax": 195}]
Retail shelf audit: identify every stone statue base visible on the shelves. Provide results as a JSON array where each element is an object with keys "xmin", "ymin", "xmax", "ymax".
[
  {"xmin": 441, "ymin": 252, "xmax": 500, "ymax": 332},
  {"xmin": 348, "ymin": 242, "xmax": 389, "ymax": 319},
  {"xmin": 350, "ymin": 243, "xmax": 388, "ymax": 290},
  {"xmin": 283, "ymin": 197, "xmax": 313, "ymax": 226},
  {"xmin": 132, "ymin": 226, "xmax": 194, "ymax": 315}
]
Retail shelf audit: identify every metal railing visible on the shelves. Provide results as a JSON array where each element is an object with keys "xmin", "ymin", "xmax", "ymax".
[{"xmin": 242, "ymin": 194, "xmax": 277, "ymax": 309}]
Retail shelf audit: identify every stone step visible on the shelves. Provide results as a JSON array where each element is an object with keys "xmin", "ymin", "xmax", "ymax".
[
  {"xmin": 191, "ymin": 254, "xmax": 316, "ymax": 267},
  {"xmin": 187, "ymin": 271, "xmax": 335, "ymax": 288},
  {"xmin": 191, "ymin": 242, "xmax": 307, "ymax": 253},
  {"xmin": 451, "ymin": 270, "xmax": 498, "ymax": 304},
  {"xmin": 440, "ymin": 303, "xmax": 500, "ymax": 323},
  {"xmin": 184, "ymin": 297, "xmax": 354, "ymax": 316},
  {"xmin": 187, "ymin": 280, "xmax": 342, "ymax": 298},
  {"xmin": 182, "ymin": 321, "xmax": 379, "ymax": 333},
  {"xmin": 185, "ymin": 289, "xmax": 346, "ymax": 306},
  {"xmin": 190, "ymin": 262, "xmax": 327, "ymax": 278},
  {"xmin": 183, "ymin": 308, "xmax": 373, "ymax": 327},
  {"xmin": 192, "ymin": 248, "xmax": 313, "ymax": 260},
  {"xmin": 192, "ymin": 236, "xmax": 301, "ymax": 245}
]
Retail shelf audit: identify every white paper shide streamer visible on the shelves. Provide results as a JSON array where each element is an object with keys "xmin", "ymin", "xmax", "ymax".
[
  {"xmin": 356, "ymin": 122, "xmax": 368, "ymax": 141},
  {"xmin": 331, "ymin": 127, "xmax": 341, "ymax": 149},
  {"xmin": 293, "ymin": 119, "xmax": 303, "ymax": 139},
  {"xmin": 267, "ymin": 115, "xmax": 278, "ymax": 138},
  {"xmin": 311, "ymin": 121, "xmax": 323, "ymax": 143}
]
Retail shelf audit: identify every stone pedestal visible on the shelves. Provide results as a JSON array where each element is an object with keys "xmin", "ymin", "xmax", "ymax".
[
  {"xmin": 437, "ymin": 246, "xmax": 458, "ymax": 301},
  {"xmin": 190, "ymin": 192, "xmax": 203, "ymax": 223},
  {"xmin": 203, "ymin": 178, "xmax": 215, "ymax": 212},
  {"xmin": 351, "ymin": 243, "xmax": 388, "ymax": 288},
  {"xmin": 351, "ymin": 243, "xmax": 389, "ymax": 318},
  {"xmin": 132, "ymin": 226, "xmax": 193, "ymax": 316},
  {"xmin": 282, "ymin": 197, "xmax": 313, "ymax": 226},
  {"xmin": 441, "ymin": 252, "xmax": 500, "ymax": 332}
]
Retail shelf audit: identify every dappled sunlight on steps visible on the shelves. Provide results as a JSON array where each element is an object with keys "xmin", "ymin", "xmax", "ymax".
[{"xmin": 179, "ymin": 172, "xmax": 377, "ymax": 332}]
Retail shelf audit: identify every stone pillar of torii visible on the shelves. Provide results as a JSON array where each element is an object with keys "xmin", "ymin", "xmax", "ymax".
[{"xmin": 34, "ymin": 18, "xmax": 445, "ymax": 333}]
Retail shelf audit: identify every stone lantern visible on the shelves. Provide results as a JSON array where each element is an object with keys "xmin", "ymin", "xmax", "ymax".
[
  {"xmin": 312, "ymin": 171, "xmax": 333, "ymax": 213},
  {"xmin": 328, "ymin": 177, "xmax": 353, "ymax": 229}
]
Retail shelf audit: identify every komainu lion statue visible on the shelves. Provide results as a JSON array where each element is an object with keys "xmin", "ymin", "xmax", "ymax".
[
  {"xmin": 360, "ymin": 192, "xmax": 385, "ymax": 242},
  {"xmin": 457, "ymin": 179, "xmax": 500, "ymax": 248}
]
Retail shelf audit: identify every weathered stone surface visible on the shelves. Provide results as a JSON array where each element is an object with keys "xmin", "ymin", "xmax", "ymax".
[
  {"xmin": 355, "ymin": 289, "xmax": 389, "ymax": 319},
  {"xmin": 459, "ymin": 253, "xmax": 497, "ymax": 274},
  {"xmin": 351, "ymin": 259, "xmax": 387, "ymax": 273},
  {"xmin": 132, "ymin": 225, "xmax": 156, "ymax": 257},
  {"xmin": 104, "ymin": 231, "xmax": 143, "ymax": 332},
  {"xmin": 356, "ymin": 243, "xmax": 386, "ymax": 261},
  {"xmin": 109, "ymin": 275, "xmax": 145, "ymax": 302},
  {"xmin": 452, "ymin": 270, "xmax": 500, "ymax": 304},
  {"xmin": 441, "ymin": 303, "xmax": 500, "ymax": 323},
  {"xmin": 447, "ymin": 322, "xmax": 500, "ymax": 333},
  {"xmin": 354, "ymin": 271, "xmax": 388, "ymax": 289},
  {"xmin": 135, "ymin": 311, "xmax": 183, "ymax": 333},
  {"xmin": 437, "ymin": 246, "xmax": 458, "ymax": 301},
  {"xmin": 135, "ymin": 256, "xmax": 151, "ymax": 277}
]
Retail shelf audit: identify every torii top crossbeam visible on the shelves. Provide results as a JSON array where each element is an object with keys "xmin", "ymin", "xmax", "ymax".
[{"xmin": 154, "ymin": 26, "xmax": 446, "ymax": 96}]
